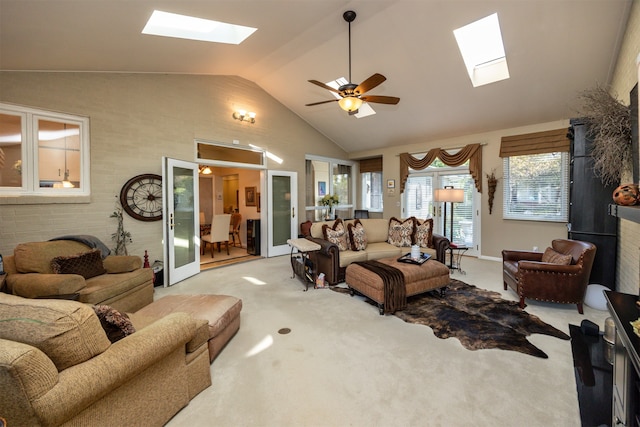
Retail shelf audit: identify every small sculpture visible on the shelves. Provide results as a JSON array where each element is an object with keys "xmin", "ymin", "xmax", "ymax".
[{"xmin": 612, "ymin": 183, "xmax": 639, "ymax": 206}]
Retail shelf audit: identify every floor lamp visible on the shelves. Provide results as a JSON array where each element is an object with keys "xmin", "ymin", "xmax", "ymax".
[{"xmin": 434, "ymin": 185, "xmax": 464, "ymax": 244}]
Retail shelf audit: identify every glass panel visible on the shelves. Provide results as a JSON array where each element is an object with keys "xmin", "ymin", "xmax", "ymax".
[
  {"xmin": 441, "ymin": 174, "xmax": 474, "ymax": 246},
  {"xmin": 0, "ymin": 112, "xmax": 23, "ymax": 188},
  {"xmin": 37, "ymin": 119, "xmax": 80, "ymax": 189},
  {"xmin": 405, "ymin": 175, "xmax": 434, "ymax": 219},
  {"xmin": 503, "ymin": 153, "xmax": 569, "ymax": 221},
  {"xmin": 272, "ymin": 175, "xmax": 291, "ymax": 246},
  {"xmin": 197, "ymin": 141, "xmax": 264, "ymax": 165},
  {"xmin": 173, "ymin": 166, "xmax": 196, "ymax": 268},
  {"xmin": 333, "ymin": 163, "xmax": 351, "ymax": 205}
]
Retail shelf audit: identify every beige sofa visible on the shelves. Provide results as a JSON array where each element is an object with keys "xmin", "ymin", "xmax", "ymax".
[
  {"xmin": 307, "ymin": 218, "xmax": 450, "ymax": 285},
  {"xmin": 2, "ymin": 240, "xmax": 153, "ymax": 313},
  {"xmin": 0, "ymin": 293, "xmax": 211, "ymax": 426}
]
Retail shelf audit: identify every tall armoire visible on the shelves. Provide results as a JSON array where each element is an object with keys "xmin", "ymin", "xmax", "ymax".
[{"xmin": 568, "ymin": 118, "xmax": 618, "ymax": 290}]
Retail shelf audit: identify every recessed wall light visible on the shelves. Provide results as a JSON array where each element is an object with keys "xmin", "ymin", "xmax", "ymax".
[{"xmin": 142, "ymin": 10, "xmax": 257, "ymax": 45}]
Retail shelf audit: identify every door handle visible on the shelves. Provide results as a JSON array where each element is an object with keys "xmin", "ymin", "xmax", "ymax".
[
  {"xmin": 292, "ymin": 207, "xmax": 295, "ymax": 218},
  {"xmin": 170, "ymin": 213, "xmax": 175, "ymax": 230}
]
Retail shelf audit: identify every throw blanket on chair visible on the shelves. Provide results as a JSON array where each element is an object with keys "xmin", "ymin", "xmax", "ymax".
[
  {"xmin": 354, "ymin": 260, "xmax": 406, "ymax": 314},
  {"xmin": 50, "ymin": 235, "xmax": 112, "ymax": 258}
]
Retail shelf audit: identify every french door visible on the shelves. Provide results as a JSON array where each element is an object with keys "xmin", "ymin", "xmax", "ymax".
[
  {"xmin": 403, "ymin": 169, "xmax": 479, "ymax": 255},
  {"xmin": 267, "ymin": 170, "xmax": 297, "ymax": 256},
  {"xmin": 162, "ymin": 157, "xmax": 200, "ymax": 286}
]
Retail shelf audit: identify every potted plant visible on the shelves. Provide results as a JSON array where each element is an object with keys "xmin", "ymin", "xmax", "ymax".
[{"xmin": 320, "ymin": 194, "xmax": 339, "ymax": 220}]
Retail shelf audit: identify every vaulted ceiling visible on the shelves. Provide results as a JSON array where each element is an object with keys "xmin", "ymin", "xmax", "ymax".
[{"xmin": 0, "ymin": 0, "xmax": 632, "ymax": 153}]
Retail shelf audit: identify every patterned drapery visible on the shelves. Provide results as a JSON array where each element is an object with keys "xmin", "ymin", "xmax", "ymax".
[{"xmin": 399, "ymin": 143, "xmax": 483, "ymax": 193}]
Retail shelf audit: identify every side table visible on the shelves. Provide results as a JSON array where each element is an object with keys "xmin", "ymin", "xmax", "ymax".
[
  {"xmin": 287, "ymin": 238, "xmax": 321, "ymax": 291},
  {"xmin": 447, "ymin": 244, "xmax": 469, "ymax": 274}
]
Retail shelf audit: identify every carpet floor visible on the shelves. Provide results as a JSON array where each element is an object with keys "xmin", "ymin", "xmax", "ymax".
[{"xmin": 156, "ymin": 255, "xmax": 610, "ymax": 427}]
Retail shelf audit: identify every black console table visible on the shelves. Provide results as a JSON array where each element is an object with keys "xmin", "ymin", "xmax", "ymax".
[{"xmin": 605, "ymin": 291, "xmax": 640, "ymax": 426}]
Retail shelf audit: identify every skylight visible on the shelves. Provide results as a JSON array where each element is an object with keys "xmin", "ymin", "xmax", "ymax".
[
  {"xmin": 327, "ymin": 77, "xmax": 376, "ymax": 118},
  {"xmin": 142, "ymin": 10, "xmax": 257, "ymax": 45},
  {"xmin": 453, "ymin": 13, "xmax": 509, "ymax": 87}
]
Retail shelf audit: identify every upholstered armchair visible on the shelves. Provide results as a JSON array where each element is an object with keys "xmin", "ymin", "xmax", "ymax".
[{"xmin": 502, "ymin": 239, "xmax": 596, "ymax": 314}]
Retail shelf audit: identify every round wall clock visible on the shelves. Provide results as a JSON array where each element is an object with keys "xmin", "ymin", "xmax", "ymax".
[{"xmin": 119, "ymin": 174, "xmax": 163, "ymax": 221}]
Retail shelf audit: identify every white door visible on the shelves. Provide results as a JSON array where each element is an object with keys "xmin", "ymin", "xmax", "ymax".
[
  {"xmin": 162, "ymin": 157, "xmax": 200, "ymax": 286},
  {"xmin": 267, "ymin": 170, "xmax": 297, "ymax": 257},
  {"xmin": 403, "ymin": 169, "xmax": 479, "ymax": 256}
]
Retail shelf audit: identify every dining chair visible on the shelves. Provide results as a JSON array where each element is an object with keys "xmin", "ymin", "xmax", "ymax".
[
  {"xmin": 229, "ymin": 212, "xmax": 242, "ymax": 247},
  {"xmin": 201, "ymin": 214, "xmax": 232, "ymax": 257}
]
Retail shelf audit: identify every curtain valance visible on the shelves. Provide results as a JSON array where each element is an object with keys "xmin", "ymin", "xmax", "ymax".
[
  {"xmin": 499, "ymin": 128, "xmax": 570, "ymax": 157},
  {"xmin": 399, "ymin": 143, "xmax": 483, "ymax": 193}
]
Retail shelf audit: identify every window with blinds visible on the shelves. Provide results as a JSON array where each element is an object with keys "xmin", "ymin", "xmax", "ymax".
[
  {"xmin": 360, "ymin": 156, "xmax": 383, "ymax": 212},
  {"xmin": 500, "ymin": 128, "xmax": 570, "ymax": 222},
  {"xmin": 502, "ymin": 152, "xmax": 569, "ymax": 221}
]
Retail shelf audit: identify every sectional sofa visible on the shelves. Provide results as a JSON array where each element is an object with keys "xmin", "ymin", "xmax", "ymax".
[{"xmin": 304, "ymin": 217, "xmax": 450, "ymax": 285}]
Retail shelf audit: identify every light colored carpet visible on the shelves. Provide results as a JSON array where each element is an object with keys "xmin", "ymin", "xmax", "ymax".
[{"xmin": 157, "ymin": 255, "xmax": 609, "ymax": 427}]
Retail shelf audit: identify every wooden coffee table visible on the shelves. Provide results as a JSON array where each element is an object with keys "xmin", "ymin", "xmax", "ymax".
[{"xmin": 345, "ymin": 256, "xmax": 450, "ymax": 315}]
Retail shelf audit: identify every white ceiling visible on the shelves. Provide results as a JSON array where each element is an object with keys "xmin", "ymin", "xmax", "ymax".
[{"xmin": 0, "ymin": 0, "xmax": 632, "ymax": 153}]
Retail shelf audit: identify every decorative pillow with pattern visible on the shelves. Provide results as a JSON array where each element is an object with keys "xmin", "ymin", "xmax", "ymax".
[
  {"xmin": 93, "ymin": 305, "xmax": 136, "ymax": 343},
  {"xmin": 322, "ymin": 219, "xmax": 349, "ymax": 251},
  {"xmin": 387, "ymin": 217, "xmax": 415, "ymax": 247},
  {"xmin": 347, "ymin": 219, "xmax": 368, "ymax": 251},
  {"xmin": 415, "ymin": 218, "xmax": 434, "ymax": 248},
  {"xmin": 51, "ymin": 249, "xmax": 107, "ymax": 279},
  {"xmin": 541, "ymin": 247, "xmax": 573, "ymax": 265}
]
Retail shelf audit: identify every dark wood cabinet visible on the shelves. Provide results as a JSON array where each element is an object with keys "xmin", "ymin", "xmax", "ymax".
[
  {"xmin": 605, "ymin": 291, "xmax": 640, "ymax": 426},
  {"xmin": 568, "ymin": 119, "xmax": 618, "ymax": 290},
  {"xmin": 247, "ymin": 219, "xmax": 260, "ymax": 255}
]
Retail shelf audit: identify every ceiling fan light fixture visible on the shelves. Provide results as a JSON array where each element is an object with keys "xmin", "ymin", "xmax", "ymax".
[{"xmin": 338, "ymin": 96, "xmax": 363, "ymax": 112}]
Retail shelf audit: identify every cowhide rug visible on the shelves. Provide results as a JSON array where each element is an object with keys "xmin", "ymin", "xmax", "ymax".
[{"xmin": 333, "ymin": 279, "xmax": 570, "ymax": 358}]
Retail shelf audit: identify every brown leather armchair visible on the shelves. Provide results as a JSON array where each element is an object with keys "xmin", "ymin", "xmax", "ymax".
[{"xmin": 502, "ymin": 239, "xmax": 596, "ymax": 314}]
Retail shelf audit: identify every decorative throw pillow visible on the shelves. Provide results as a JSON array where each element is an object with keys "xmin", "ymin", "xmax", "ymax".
[
  {"xmin": 541, "ymin": 247, "xmax": 573, "ymax": 265},
  {"xmin": 347, "ymin": 219, "xmax": 368, "ymax": 251},
  {"xmin": 415, "ymin": 218, "xmax": 434, "ymax": 248},
  {"xmin": 51, "ymin": 249, "xmax": 106, "ymax": 279},
  {"xmin": 322, "ymin": 219, "xmax": 349, "ymax": 251},
  {"xmin": 387, "ymin": 217, "xmax": 415, "ymax": 247},
  {"xmin": 93, "ymin": 305, "xmax": 136, "ymax": 343}
]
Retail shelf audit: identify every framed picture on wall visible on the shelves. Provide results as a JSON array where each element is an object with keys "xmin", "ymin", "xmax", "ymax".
[
  {"xmin": 318, "ymin": 181, "xmax": 326, "ymax": 196},
  {"xmin": 245, "ymin": 186, "xmax": 256, "ymax": 206},
  {"xmin": 387, "ymin": 179, "xmax": 395, "ymax": 189},
  {"xmin": 257, "ymin": 193, "xmax": 261, "ymax": 212}
]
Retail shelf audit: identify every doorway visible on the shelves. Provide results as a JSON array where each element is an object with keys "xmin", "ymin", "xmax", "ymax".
[
  {"xmin": 403, "ymin": 167, "xmax": 479, "ymax": 256},
  {"xmin": 198, "ymin": 166, "xmax": 262, "ymax": 270}
]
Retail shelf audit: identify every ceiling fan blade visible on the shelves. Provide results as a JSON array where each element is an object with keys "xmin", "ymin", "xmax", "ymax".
[
  {"xmin": 305, "ymin": 99, "xmax": 339, "ymax": 107},
  {"xmin": 355, "ymin": 73, "xmax": 386, "ymax": 95},
  {"xmin": 360, "ymin": 95, "xmax": 400, "ymax": 105},
  {"xmin": 308, "ymin": 80, "xmax": 341, "ymax": 94}
]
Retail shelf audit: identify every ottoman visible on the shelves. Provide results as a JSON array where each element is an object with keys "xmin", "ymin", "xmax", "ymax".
[
  {"xmin": 345, "ymin": 257, "xmax": 450, "ymax": 315},
  {"xmin": 134, "ymin": 294, "xmax": 242, "ymax": 363}
]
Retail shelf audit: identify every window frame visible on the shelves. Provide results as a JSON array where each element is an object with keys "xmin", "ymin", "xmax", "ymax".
[
  {"xmin": 305, "ymin": 154, "xmax": 356, "ymax": 220},
  {"xmin": 502, "ymin": 151, "xmax": 569, "ymax": 222},
  {"xmin": 0, "ymin": 102, "xmax": 91, "ymax": 200},
  {"xmin": 361, "ymin": 171, "xmax": 383, "ymax": 213}
]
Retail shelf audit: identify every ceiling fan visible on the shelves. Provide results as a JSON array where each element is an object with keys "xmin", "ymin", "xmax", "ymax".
[{"xmin": 306, "ymin": 10, "xmax": 400, "ymax": 115}]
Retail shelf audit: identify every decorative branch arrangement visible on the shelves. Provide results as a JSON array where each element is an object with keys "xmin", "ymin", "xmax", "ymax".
[
  {"xmin": 486, "ymin": 170, "xmax": 498, "ymax": 214},
  {"xmin": 577, "ymin": 85, "xmax": 632, "ymax": 186},
  {"xmin": 111, "ymin": 197, "xmax": 132, "ymax": 255}
]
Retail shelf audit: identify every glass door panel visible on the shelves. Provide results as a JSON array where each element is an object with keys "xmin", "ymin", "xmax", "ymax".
[
  {"xmin": 267, "ymin": 170, "xmax": 297, "ymax": 256},
  {"xmin": 162, "ymin": 157, "xmax": 200, "ymax": 286}
]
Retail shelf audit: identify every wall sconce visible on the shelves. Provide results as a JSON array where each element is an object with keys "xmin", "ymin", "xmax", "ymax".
[
  {"xmin": 233, "ymin": 110, "xmax": 256, "ymax": 124},
  {"xmin": 198, "ymin": 165, "xmax": 212, "ymax": 175}
]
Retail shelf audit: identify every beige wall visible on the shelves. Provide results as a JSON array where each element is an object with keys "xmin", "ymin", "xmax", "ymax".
[
  {"xmin": 350, "ymin": 120, "xmax": 570, "ymax": 260},
  {"xmin": 0, "ymin": 72, "xmax": 346, "ymax": 259},
  {"xmin": 609, "ymin": 0, "xmax": 640, "ymax": 295}
]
